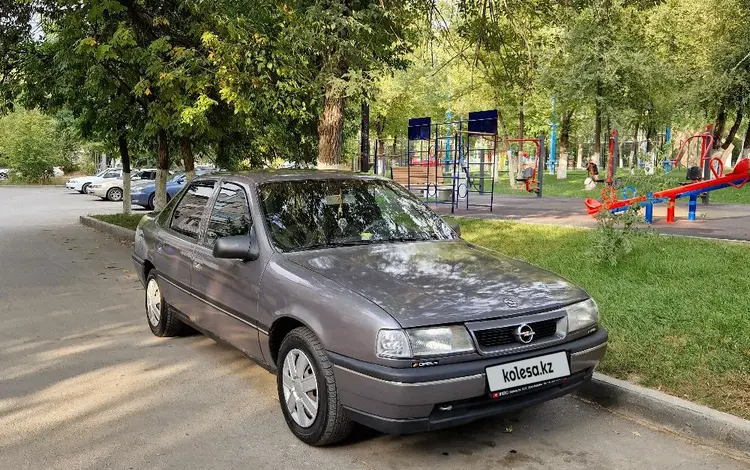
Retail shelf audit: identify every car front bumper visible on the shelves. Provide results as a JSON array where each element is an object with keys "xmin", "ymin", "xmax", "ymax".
[
  {"xmin": 330, "ymin": 328, "xmax": 608, "ymax": 434},
  {"xmin": 66, "ymin": 182, "xmax": 82, "ymax": 191},
  {"xmin": 90, "ymin": 187, "xmax": 108, "ymax": 198},
  {"xmin": 131, "ymin": 192, "xmax": 150, "ymax": 207}
]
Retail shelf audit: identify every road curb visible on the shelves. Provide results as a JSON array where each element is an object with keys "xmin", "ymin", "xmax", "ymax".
[
  {"xmin": 577, "ymin": 373, "xmax": 750, "ymax": 454},
  {"xmin": 79, "ymin": 216, "xmax": 135, "ymax": 243}
]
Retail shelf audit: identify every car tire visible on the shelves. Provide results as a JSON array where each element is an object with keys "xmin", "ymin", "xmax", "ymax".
[
  {"xmin": 147, "ymin": 193, "xmax": 155, "ymax": 210},
  {"xmin": 145, "ymin": 271, "xmax": 188, "ymax": 337},
  {"xmin": 277, "ymin": 326, "xmax": 353, "ymax": 446},
  {"xmin": 107, "ymin": 187, "xmax": 123, "ymax": 202},
  {"xmin": 80, "ymin": 183, "xmax": 90, "ymax": 194}
]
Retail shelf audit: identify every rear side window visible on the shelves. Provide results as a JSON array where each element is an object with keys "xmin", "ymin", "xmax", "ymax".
[
  {"xmin": 205, "ymin": 182, "xmax": 251, "ymax": 246},
  {"xmin": 170, "ymin": 181, "xmax": 216, "ymax": 239}
]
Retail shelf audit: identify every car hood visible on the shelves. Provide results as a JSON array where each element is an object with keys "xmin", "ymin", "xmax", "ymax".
[{"xmin": 284, "ymin": 240, "xmax": 589, "ymax": 328}]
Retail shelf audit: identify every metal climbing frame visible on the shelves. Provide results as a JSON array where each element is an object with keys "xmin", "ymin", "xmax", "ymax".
[{"xmin": 394, "ymin": 111, "xmax": 501, "ymax": 212}]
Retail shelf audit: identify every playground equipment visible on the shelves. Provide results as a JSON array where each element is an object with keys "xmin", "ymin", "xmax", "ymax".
[
  {"xmin": 585, "ymin": 157, "xmax": 750, "ymax": 223},
  {"xmin": 391, "ymin": 111, "xmax": 500, "ymax": 213},
  {"xmin": 507, "ymin": 138, "xmax": 544, "ymax": 197},
  {"xmin": 584, "ymin": 130, "xmax": 621, "ymax": 190}
]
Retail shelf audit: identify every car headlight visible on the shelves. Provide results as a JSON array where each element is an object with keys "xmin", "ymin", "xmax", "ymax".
[
  {"xmin": 566, "ymin": 298, "xmax": 599, "ymax": 333},
  {"xmin": 376, "ymin": 325, "xmax": 475, "ymax": 359}
]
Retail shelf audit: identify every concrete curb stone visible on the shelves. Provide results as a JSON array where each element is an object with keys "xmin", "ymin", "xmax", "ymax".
[
  {"xmin": 577, "ymin": 373, "xmax": 750, "ymax": 455},
  {"xmin": 79, "ymin": 215, "xmax": 136, "ymax": 243}
]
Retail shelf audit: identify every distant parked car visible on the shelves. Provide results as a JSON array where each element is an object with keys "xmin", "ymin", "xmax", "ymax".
[
  {"xmin": 88, "ymin": 169, "xmax": 161, "ymax": 201},
  {"xmin": 131, "ymin": 168, "xmax": 217, "ymax": 210},
  {"xmin": 0, "ymin": 168, "xmax": 8, "ymax": 180},
  {"xmin": 132, "ymin": 171, "xmax": 607, "ymax": 446},
  {"xmin": 66, "ymin": 168, "xmax": 122, "ymax": 194}
]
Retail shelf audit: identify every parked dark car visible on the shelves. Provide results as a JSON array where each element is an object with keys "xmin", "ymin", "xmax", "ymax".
[{"xmin": 132, "ymin": 171, "xmax": 607, "ymax": 446}]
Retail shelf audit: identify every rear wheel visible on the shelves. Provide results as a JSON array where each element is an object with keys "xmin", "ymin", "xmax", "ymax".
[
  {"xmin": 145, "ymin": 271, "xmax": 188, "ymax": 337},
  {"xmin": 277, "ymin": 327, "xmax": 353, "ymax": 446},
  {"xmin": 107, "ymin": 187, "xmax": 123, "ymax": 202},
  {"xmin": 147, "ymin": 193, "xmax": 155, "ymax": 210}
]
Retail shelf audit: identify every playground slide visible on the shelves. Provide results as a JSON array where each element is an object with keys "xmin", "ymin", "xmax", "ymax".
[{"xmin": 585, "ymin": 158, "xmax": 750, "ymax": 221}]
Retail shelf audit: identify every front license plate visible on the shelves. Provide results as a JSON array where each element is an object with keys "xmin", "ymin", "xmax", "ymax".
[{"xmin": 486, "ymin": 352, "xmax": 570, "ymax": 392}]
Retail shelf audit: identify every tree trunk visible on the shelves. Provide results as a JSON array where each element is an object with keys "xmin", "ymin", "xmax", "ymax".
[
  {"xmin": 360, "ymin": 100, "xmax": 370, "ymax": 172},
  {"xmin": 646, "ymin": 125, "xmax": 655, "ymax": 153},
  {"xmin": 722, "ymin": 102, "xmax": 743, "ymax": 150},
  {"xmin": 317, "ymin": 90, "xmax": 345, "ymax": 169},
  {"xmin": 155, "ymin": 129, "xmax": 169, "ymax": 211},
  {"xmin": 742, "ymin": 121, "xmax": 750, "ymax": 158},
  {"xmin": 118, "ymin": 133, "xmax": 131, "ymax": 216},
  {"xmin": 593, "ymin": 95, "xmax": 602, "ymax": 166},
  {"xmin": 712, "ymin": 105, "xmax": 726, "ymax": 151},
  {"xmin": 180, "ymin": 137, "xmax": 195, "ymax": 182},
  {"xmin": 495, "ymin": 107, "xmax": 515, "ymax": 188},
  {"xmin": 557, "ymin": 110, "xmax": 572, "ymax": 179},
  {"xmin": 631, "ymin": 120, "xmax": 640, "ymax": 167}
]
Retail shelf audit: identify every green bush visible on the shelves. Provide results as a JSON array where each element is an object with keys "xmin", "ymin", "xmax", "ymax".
[
  {"xmin": 588, "ymin": 204, "xmax": 655, "ymax": 265},
  {"xmin": 0, "ymin": 109, "xmax": 64, "ymax": 182}
]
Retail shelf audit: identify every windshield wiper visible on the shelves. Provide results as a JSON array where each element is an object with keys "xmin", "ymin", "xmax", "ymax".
[
  {"xmin": 300, "ymin": 240, "xmax": 374, "ymax": 250},
  {"xmin": 385, "ymin": 236, "xmax": 432, "ymax": 243}
]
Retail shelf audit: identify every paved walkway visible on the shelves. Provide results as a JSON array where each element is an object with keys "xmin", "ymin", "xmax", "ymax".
[{"xmin": 432, "ymin": 194, "xmax": 750, "ymax": 241}]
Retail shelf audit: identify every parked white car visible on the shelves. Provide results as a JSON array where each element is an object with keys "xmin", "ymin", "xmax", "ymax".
[
  {"xmin": 65, "ymin": 168, "xmax": 122, "ymax": 194},
  {"xmin": 88, "ymin": 169, "xmax": 159, "ymax": 201}
]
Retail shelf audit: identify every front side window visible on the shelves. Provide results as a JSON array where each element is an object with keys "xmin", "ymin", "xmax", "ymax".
[
  {"xmin": 169, "ymin": 181, "xmax": 216, "ymax": 239},
  {"xmin": 205, "ymin": 182, "xmax": 251, "ymax": 246},
  {"xmin": 259, "ymin": 178, "xmax": 456, "ymax": 252}
]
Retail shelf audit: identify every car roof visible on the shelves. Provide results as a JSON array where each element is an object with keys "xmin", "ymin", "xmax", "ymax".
[{"xmin": 194, "ymin": 170, "xmax": 384, "ymax": 185}]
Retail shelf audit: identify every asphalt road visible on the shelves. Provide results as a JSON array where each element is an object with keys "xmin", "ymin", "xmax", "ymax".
[{"xmin": 1, "ymin": 186, "xmax": 748, "ymax": 470}]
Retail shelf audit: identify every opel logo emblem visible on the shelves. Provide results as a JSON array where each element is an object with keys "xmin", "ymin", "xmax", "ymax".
[
  {"xmin": 514, "ymin": 324, "xmax": 535, "ymax": 344},
  {"xmin": 503, "ymin": 298, "xmax": 518, "ymax": 308}
]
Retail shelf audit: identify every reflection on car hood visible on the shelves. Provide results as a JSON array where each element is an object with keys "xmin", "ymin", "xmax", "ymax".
[{"xmin": 285, "ymin": 240, "xmax": 589, "ymax": 328}]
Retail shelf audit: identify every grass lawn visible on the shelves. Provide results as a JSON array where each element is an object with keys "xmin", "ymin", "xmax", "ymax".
[
  {"xmin": 492, "ymin": 169, "xmax": 750, "ymax": 205},
  {"xmin": 92, "ymin": 213, "xmax": 147, "ymax": 231},
  {"xmin": 454, "ymin": 218, "xmax": 750, "ymax": 419}
]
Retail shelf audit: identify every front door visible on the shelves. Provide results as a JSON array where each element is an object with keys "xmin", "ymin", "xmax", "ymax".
[
  {"xmin": 191, "ymin": 181, "xmax": 265, "ymax": 359},
  {"xmin": 155, "ymin": 180, "xmax": 216, "ymax": 318}
]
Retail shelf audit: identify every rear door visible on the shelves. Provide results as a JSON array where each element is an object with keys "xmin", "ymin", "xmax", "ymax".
[
  {"xmin": 190, "ymin": 180, "xmax": 265, "ymax": 359},
  {"xmin": 153, "ymin": 180, "xmax": 216, "ymax": 319}
]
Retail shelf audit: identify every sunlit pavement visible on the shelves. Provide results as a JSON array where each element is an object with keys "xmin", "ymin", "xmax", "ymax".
[{"xmin": 0, "ymin": 186, "xmax": 747, "ymax": 470}]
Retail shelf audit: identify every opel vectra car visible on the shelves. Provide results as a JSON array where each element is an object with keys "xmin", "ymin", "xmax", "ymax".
[{"xmin": 132, "ymin": 171, "xmax": 607, "ymax": 446}]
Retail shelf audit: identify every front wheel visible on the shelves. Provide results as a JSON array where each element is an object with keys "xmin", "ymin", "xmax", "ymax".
[
  {"xmin": 80, "ymin": 183, "xmax": 90, "ymax": 194},
  {"xmin": 107, "ymin": 187, "xmax": 123, "ymax": 202},
  {"xmin": 277, "ymin": 327, "xmax": 353, "ymax": 446}
]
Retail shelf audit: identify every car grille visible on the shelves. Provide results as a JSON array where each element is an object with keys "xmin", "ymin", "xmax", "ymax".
[{"xmin": 473, "ymin": 318, "xmax": 560, "ymax": 349}]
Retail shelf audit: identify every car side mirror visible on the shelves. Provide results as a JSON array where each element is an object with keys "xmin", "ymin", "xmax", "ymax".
[
  {"xmin": 213, "ymin": 234, "xmax": 260, "ymax": 262},
  {"xmin": 450, "ymin": 222, "xmax": 461, "ymax": 237}
]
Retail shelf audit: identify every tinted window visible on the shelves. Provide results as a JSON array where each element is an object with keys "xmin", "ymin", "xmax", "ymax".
[
  {"xmin": 259, "ymin": 179, "xmax": 456, "ymax": 252},
  {"xmin": 205, "ymin": 182, "xmax": 251, "ymax": 246},
  {"xmin": 170, "ymin": 181, "xmax": 216, "ymax": 239}
]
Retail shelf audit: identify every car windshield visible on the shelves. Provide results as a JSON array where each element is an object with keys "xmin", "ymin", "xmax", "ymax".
[
  {"xmin": 259, "ymin": 178, "xmax": 457, "ymax": 252},
  {"xmin": 169, "ymin": 172, "xmax": 186, "ymax": 183}
]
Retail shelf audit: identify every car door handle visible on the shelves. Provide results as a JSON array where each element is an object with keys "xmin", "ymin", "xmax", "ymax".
[{"xmin": 193, "ymin": 262, "xmax": 203, "ymax": 271}]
